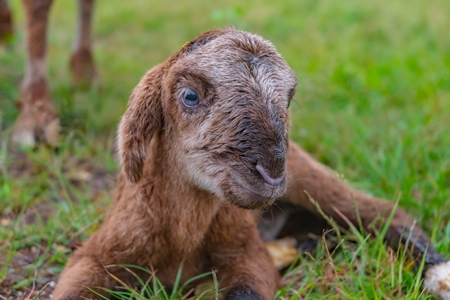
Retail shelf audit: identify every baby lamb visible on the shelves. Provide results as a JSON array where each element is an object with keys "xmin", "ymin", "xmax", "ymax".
[{"xmin": 53, "ymin": 28, "xmax": 450, "ymax": 300}]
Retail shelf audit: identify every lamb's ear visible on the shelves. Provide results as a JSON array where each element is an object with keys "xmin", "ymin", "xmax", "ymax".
[{"xmin": 118, "ymin": 64, "xmax": 165, "ymax": 183}]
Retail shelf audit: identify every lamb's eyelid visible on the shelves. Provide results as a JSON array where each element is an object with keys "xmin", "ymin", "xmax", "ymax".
[{"xmin": 178, "ymin": 86, "xmax": 196, "ymax": 97}]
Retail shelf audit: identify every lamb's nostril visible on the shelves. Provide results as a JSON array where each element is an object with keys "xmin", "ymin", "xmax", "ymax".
[{"xmin": 255, "ymin": 164, "xmax": 285, "ymax": 188}]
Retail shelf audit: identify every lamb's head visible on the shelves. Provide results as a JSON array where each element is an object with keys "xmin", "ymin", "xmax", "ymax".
[{"xmin": 118, "ymin": 29, "xmax": 297, "ymax": 209}]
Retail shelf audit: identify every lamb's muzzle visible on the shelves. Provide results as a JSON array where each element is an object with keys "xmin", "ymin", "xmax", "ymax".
[{"xmin": 256, "ymin": 163, "xmax": 286, "ymax": 190}]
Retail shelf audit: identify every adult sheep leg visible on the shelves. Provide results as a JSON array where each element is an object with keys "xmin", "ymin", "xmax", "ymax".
[
  {"xmin": 0, "ymin": 0, "xmax": 13, "ymax": 43},
  {"xmin": 284, "ymin": 141, "xmax": 449, "ymax": 297},
  {"xmin": 70, "ymin": 0, "xmax": 96, "ymax": 86},
  {"xmin": 13, "ymin": 0, "xmax": 59, "ymax": 147}
]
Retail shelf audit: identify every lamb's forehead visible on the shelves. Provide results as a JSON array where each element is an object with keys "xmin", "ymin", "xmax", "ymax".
[
  {"xmin": 173, "ymin": 30, "xmax": 297, "ymax": 89},
  {"xmin": 189, "ymin": 30, "xmax": 280, "ymax": 63}
]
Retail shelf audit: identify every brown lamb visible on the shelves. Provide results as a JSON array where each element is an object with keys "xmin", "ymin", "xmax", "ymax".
[
  {"xmin": 0, "ymin": 0, "xmax": 96, "ymax": 147},
  {"xmin": 53, "ymin": 29, "xmax": 448, "ymax": 299}
]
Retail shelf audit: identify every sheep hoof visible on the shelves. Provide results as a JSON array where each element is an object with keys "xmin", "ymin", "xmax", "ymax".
[
  {"xmin": 424, "ymin": 261, "xmax": 450, "ymax": 300},
  {"xmin": 12, "ymin": 102, "xmax": 60, "ymax": 147},
  {"xmin": 226, "ymin": 287, "xmax": 262, "ymax": 300}
]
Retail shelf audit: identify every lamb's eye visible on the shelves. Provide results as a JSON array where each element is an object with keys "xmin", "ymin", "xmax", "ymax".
[{"xmin": 182, "ymin": 90, "xmax": 199, "ymax": 107}]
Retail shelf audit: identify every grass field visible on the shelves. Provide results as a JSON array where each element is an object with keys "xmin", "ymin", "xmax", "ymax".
[{"xmin": 0, "ymin": 0, "xmax": 449, "ymax": 299}]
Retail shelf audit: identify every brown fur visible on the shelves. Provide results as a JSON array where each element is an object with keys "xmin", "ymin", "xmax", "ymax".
[
  {"xmin": 0, "ymin": 0, "xmax": 97, "ymax": 146},
  {"xmin": 53, "ymin": 29, "xmax": 445, "ymax": 300},
  {"xmin": 0, "ymin": 0, "xmax": 13, "ymax": 42}
]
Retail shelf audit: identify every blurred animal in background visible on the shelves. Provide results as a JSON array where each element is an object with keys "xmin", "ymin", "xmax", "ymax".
[
  {"xmin": 0, "ymin": 0, "xmax": 13, "ymax": 42},
  {"xmin": 0, "ymin": 0, "xmax": 96, "ymax": 147}
]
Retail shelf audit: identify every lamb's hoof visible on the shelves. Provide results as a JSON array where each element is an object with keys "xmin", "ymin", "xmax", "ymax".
[
  {"xmin": 226, "ymin": 287, "xmax": 262, "ymax": 300},
  {"xmin": 12, "ymin": 102, "xmax": 60, "ymax": 147},
  {"xmin": 424, "ymin": 261, "xmax": 450, "ymax": 300}
]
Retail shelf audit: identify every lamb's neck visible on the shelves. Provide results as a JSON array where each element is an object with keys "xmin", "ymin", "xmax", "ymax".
[
  {"xmin": 142, "ymin": 139, "xmax": 222, "ymax": 246},
  {"xmin": 154, "ymin": 160, "xmax": 220, "ymax": 216}
]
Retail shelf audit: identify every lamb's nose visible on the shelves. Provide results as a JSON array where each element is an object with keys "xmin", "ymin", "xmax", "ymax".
[{"xmin": 256, "ymin": 164, "xmax": 286, "ymax": 189}]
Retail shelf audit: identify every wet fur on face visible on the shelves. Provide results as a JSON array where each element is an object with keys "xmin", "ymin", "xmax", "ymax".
[{"xmin": 119, "ymin": 28, "xmax": 297, "ymax": 209}]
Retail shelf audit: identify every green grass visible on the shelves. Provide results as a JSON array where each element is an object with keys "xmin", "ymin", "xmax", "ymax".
[{"xmin": 0, "ymin": 0, "xmax": 449, "ymax": 299}]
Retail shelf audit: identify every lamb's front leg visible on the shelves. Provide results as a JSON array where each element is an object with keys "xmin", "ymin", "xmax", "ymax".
[
  {"xmin": 52, "ymin": 249, "xmax": 115, "ymax": 300},
  {"xmin": 207, "ymin": 207, "xmax": 279, "ymax": 300},
  {"xmin": 53, "ymin": 225, "xmax": 150, "ymax": 300}
]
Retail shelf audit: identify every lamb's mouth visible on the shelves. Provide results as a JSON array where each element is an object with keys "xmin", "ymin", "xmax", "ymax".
[{"xmin": 224, "ymin": 174, "xmax": 285, "ymax": 210}]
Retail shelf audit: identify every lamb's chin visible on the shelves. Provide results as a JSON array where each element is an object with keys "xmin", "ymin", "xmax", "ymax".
[
  {"xmin": 228, "ymin": 193, "xmax": 276, "ymax": 210},
  {"xmin": 222, "ymin": 180, "xmax": 279, "ymax": 210}
]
